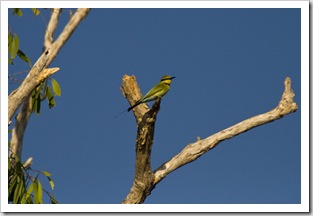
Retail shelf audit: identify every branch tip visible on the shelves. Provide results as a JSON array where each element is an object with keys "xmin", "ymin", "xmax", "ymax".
[
  {"xmin": 36, "ymin": 67, "xmax": 60, "ymax": 83},
  {"xmin": 284, "ymin": 77, "xmax": 291, "ymax": 92}
]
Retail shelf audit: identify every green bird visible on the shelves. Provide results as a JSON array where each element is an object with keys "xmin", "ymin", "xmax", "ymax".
[{"xmin": 127, "ymin": 75, "xmax": 176, "ymax": 112}]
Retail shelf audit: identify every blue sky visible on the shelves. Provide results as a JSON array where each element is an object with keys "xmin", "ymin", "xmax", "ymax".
[{"xmin": 6, "ymin": 4, "xmax": 304, "ymax": 208}]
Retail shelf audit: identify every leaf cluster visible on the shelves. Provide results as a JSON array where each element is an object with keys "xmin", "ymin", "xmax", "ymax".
[
  {"xmin": 8, "ymin": 8, "xmax": 60, "ymax": 204},
  {"xmin": 8, "ymin": 153, "xmax": 58, "ymax": 204},
  {"xmin": 12, "ymin": 8, "xmax": 40, "ymax": 17},
  {"xmin": 8, "ymin": 8, "xmax": 39, "ymax": 66},
  {"xmin": 9, "ymin": 8, "xmax": 62, "ymax": 114},
  {"xmin": 32, "ymin": 78, "xmax": 62, "ymax": 114},
  {"xmin": 8, "ymin": 31, "xmax": 31, "ymax": 67}
]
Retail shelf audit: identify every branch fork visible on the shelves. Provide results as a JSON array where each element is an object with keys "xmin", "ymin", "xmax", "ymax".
[{"xmin": 121, "ymin": 75, "xmax": 297, "ymax": 204}]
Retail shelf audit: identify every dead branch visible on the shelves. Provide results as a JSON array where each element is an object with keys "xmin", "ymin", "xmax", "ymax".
[
  {"xmin": 44, "ymin": 8, "xmax": 62, "ymax": 50},
  {"xmin": 45, "ymin": 8, "xmax": 90, "ymax": 66},
  {"xmin": 120, "ymin": 75, "xmax": 297, "ymax": 204},
  {"xmin": 154, "ymin": 77, "xmax": 297, "ymax": 184}
]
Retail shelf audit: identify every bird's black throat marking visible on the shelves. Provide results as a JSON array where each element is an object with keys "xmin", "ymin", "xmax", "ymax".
[{"xmin": 161, "ymin": 78, "xmax": 172, "ymax": 82}]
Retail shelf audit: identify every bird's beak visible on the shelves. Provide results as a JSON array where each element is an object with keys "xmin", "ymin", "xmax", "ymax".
[{"xmin": 171, "ymin": 76, "xmax": 176, "ymax": 79}]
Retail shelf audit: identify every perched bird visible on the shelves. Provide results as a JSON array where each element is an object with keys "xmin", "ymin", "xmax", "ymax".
[{"xmin": 127, "ymin": 75, "xmax": 176, "ymax": 112}]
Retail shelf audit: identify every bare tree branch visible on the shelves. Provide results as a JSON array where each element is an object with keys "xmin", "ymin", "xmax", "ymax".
[
  {"xmin": 120, "ymin": 75, "xmax": 297, "ymax": 204},
  {"xmin": 154, "ymin": 77, "xmax": 297, "ymax": 185},
  {"xmin": 46, "ymin": 8, "xmax": 90, "ymax": 66},
  {"xmin": 44, "ymin": 8, "xmax": 62, "ymax": 50},
  {"xmin": 9, "ymin": 95, "xmax": 33, "ymax": 161}
]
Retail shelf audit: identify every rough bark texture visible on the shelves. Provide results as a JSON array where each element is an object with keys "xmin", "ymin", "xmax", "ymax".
[
  {"xmin": 121, "ymin": 75, "xmax": 297, "ymax": 204},
  {"xmin": 9, "ymin": 95, "xmax": 33, "ymax": 162},
  {"xmin": 8, "ymin": 52, "xmax": 59, "ymax": 125},
  {"xmin": 121, "ymin": 75, "xmax": 161, "ymax": 204}
]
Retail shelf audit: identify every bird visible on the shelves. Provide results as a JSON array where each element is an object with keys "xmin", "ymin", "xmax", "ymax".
[{"xmin": 127, "ymin": 75, "xmax": 176, "ymax": 112}]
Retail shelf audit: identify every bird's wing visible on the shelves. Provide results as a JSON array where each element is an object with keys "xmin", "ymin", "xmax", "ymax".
[{"xmin": 141, "ymin": 83, "xmax": 165, "ymax": 102}]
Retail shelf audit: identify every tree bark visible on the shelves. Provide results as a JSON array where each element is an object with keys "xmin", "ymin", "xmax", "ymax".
[
  {"xmin": 9, "ymin": 95, "xmax": 32, "ymax": 161},
  {"xmin": 121, "ymin": 75, "xmax": 297, "ymax": 204},
  {"xmin": 121, "ymin": 75, "xmax": 161, "ymax": 204}
]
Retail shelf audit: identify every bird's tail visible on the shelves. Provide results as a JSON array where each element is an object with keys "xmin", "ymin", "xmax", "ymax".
[
  {"xmin": 114, "ymin": 101, "xmax": 142, "ymax": 118},
  {"xmin": 127, "ymin": 101, "xmax": 141, "ymax": 112},
  {"xmin": 113, "ymin": 109, "xmax": 128, "ymax": 118}
]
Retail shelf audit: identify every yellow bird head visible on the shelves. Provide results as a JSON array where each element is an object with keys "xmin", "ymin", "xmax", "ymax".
[{"xmin": 160, "ymin": 75, "xmax": 176, "ymax": 85}]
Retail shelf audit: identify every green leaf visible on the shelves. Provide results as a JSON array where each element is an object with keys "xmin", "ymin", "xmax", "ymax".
[
  {"xmin": 33, "ymin": 180, "xmax": 42, "ymax": 204},
  {"xmin": 37, "ymin": 180, "xmax": 43, "ymax": 204},
  {"xmin": 31, "ymin": 83, "xmax": 44, "ymax": 113},
  {"xmin": 33, "ymin": 180, "xmax": 38, "ymax": 203},
  {"xmin": 42, "ymin": 171, "xmax": 51, "ymax": 177},
  {"xmin": 8, "ymin": 176, "xmax": 17, "ymax": 196},
  {"xmin": 8, "ymin": 58, "xmax": 13, "ymax": 65},
  {"xmin": 13, "ymin": 175, "xmax": 24, "ymax": 203},
  {"xmin": 49, "ymin": 194, "xmax": 59, "ymax": 204},
  {"xmin": 13, "ymin": 8, "xmax": 23, "ymax": 16},
  {"xmin": 12, "ymin": 179, "xmax": 20, "ymax": 203},
  {"xmin": 26, "ymin": 181, "xmax": 33, "ymax": 199},
  {"xmin": 42, "ymin": 171, "xmax": 55, "ymax": 190},
  {"xmin": 51, "ymin": 78, "xmax": 62, "ymax": 96},
  {"xmin": 32, "ymin": 8, "xmax": 40, "ymax": 16},
  {"xmin": 8, "ymin": 33, "xmax": 13, "ymax": 47},
  {"xmin": 8, "ymin": 33, "xmax": 19, "ymax": 59},
  {"xmin": 17, "ymin": 49, "xmax": 32, "ymax": 67},
  {"xmin": 14, "ymin": 34, "xmax": 20, "ymax": 56},
  {"xmin": 31, "ymin": 90, "xmax": 38, "ymax": 113},
  {"xmin": 31, "ymin": 95, "xmax": 37, "ymax": 113},
  {"xmin": 46, "ymin": 86, "xmax": 56, "ymax": 108},
  {"xmin": 47, "ymin": 176, "xmax": 55, "ymax": 190},
  {"xmin": 26, "ymin": 196, "xmax": 33, "ymax": 204},
  {"xmin": 21, "ymin": 181, "xmax": 33, "ymax": 204},
  {"xmin": 36, "ymin": 94, "xmax": 41, "ymax": 114}
]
